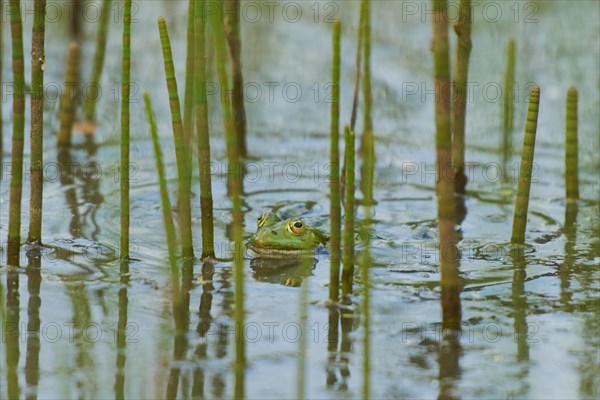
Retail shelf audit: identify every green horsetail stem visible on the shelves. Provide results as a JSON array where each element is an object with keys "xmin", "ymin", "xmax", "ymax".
[
  {"xmin": 511, "ymin": 85, "xmax": 540, "ymax": 245},
  {"xmin": 360, "ymin": 0, "xmax": 376, "ymax": 207},
  {"xmin": 158, "ymin": 16, "xmax": 195, "ymax": 259},
  {"xmin": 565, "ymin": 87, "xmax": 579, "ymax": 200},
  {"xmin": 361, "ymin": 0, "xmax": 372, "ymax": 137},
  {"xmin": 84, "ymin": 0, "xmax": 111, "ymax": 121},
  {"xmin": 144, "ymin": 93, "xmax": 180, "ymax": 299},
  {"xmin": 211, "ymin": 7, "xmax": 242, "ymax": 195},
  {"xmin": 350, "ymin": 1, "xmax": 366, "ymax": 132},
  {"xmin": 503, "ymin": 39, "xmax": 516, "ymax": 141},
  {"xmin": 225, "ymin": 0, "xmax": 248, "ymax": 158},
  {"xmin": 183, "ymin": 0, "xmax": 195, "ymax": 172},
  {"xmin": 58, "ymin": 43, "xmax": 80, "ymax": 148},
  {"xmin": 432, "ymin": 0, "xmax": 461, "ymax": 331},
  {"xmin": 0, "ymin": 1, "xmax": 3, "ymax": 155},
  {"xmin": 211, "ymin": 8, "xmax": 246, "ymax": 396},
  {"xmin": 195, "ymin": 0, "xmax": 216, "ymax": 260},
  {"xmin": 7, "ymin": 0, "xmax": 26, "ymax": 266},
  {"xmin": 121, "ymin": 0, "xmax": 131, "ymax": 263},
  {"xmin": 359, "ymin": 208, "xmax": 373, "ymax": 400},
  {"xmin": 329, "ymin": 20, "xmax": 341, "ymax": 303},
  {"xmin": 28, "ymin": 0, "xmax": 47, "ymax": 244},
  {"xmin": 342, "ymin": 126, "xmax": 356, "ymax": 299},
  {"xmin": 452, "ymin": 0, "xmax": 472, "ymax": 194}
]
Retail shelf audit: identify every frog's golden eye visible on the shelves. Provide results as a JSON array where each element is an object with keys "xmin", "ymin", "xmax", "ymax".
[
  {"xmin": 257, "ymin": 213, "xmax": 268, "ymax": 227},
  {"xmin": 288, "ymin": 220, "xmax": 305, "ymax": 235}
]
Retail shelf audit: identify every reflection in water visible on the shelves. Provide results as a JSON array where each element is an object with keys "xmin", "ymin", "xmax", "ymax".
[
  {"xmin": 510, "ymin": 247, "xmax": 530, "ymax": 396},
  {"xmin": 114, "ymin": 262, "xmax": 130, "ymax": 400},
  {"xmin": 438, "ymin": 264, "xmax": 463, "ymax": 400},
  {"xmin": 250, "ymin": 255, "xmax": 316, "ymax": 287},
  {"xmin": 326, "ymin": 307, "xmax": 340, "ymax": 388},
  {"xmin": 560, "ymin": 202, "xmax": 578, "ymax": 309},
  {"xmin": 57, "ymin": 142, "xmax": 103, "ymax": 242},
  {"xmin": 437, "ymin": 335, "xmax": 462, "ymax": 400},
  {"xmin": 296, "ymin": 277, "xmax": 309, "ymax": 399},
  {"xmin": 65, "ymin": 280, "xmax": 96, "ymax": 398},
  {"xmin": 6, "ymin": 267, "xmax": 21, "ymax": 399},
  {"xmin": 166, "ymin": 257, "xmax": 192, "ymax": 399},
  {"xmin": 25, "ymin": 251, "xmax": 42, "ymax": 400},
  {"xmin": 338, "ymin": 310, "xmax": 354, "ymax": 391},
  {"xmin": 325, "ymin": 308, "xmax": 354, "ymax": 393},
  {"xmin": 192, "ymin": 262, "xmax": 215, "ymax": 399}
]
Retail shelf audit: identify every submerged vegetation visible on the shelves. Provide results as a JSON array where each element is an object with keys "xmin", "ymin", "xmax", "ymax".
[{"xmin": 0, "ymin": 1, "xmax": 597, "ymax": 399}]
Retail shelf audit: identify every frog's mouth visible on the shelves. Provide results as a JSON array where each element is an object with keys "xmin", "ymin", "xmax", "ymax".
[{"xmin": 246, "ymin": 242, "xmax": 315, "ymax": 258}]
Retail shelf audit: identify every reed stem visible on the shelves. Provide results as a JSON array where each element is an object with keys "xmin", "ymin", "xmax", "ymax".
[
  {"xmin": 158, "ymin": 16, "xmax": 195, "ymax": 259},
  {"xmin": 120, "ymin": 0, "xmax": 131, "ymax": 263},
  {"xmin": 28, "ymin": 0, "xmax": 46, "ymax": 244},
  {"xmin": 195, "ymin": 0, "xmax": 215, "ymax": 260},
  {"xmin": 225, "ymin": 0, "xmax": 247, "ymax": 158},
  {"xmin": 565, "ymin": 87, "xmax": 579, "ymax": 201},
  {"xmin": 342, "ymin": 126, "xmax": 356, "ymax": 298},
  {"xmin": 7, "ymin": 0, "xmax": 26, "ymax": 266},
  {"xmin": 432, "ymin": 0, "xmax": 461, "ymax": 331},
  {"xmin": 58, "ymin": 43, "xmax": 80, "ymax": 148},
  {"xmin": 503, "ymin": 39, "xmax": 516, "ymax": 142},
  {"xmin": 452, "ymin": 0, "xmax": 472, "ymax": 194},
  {"xmin": 511, "ymin": 85, "xmax": 540, "ymax": 245},
  {"xmin": 329, "ymin": 20, "xmax": 342, "ymax": 303},
  {"xmin": 84, "ymin": 0, "xmax": 111, "ymax": 122}
]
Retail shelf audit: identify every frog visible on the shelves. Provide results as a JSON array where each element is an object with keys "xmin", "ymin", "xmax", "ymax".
[{"xmin": 247, "ymin": 212, "xmax": 329, "ymax": 257}]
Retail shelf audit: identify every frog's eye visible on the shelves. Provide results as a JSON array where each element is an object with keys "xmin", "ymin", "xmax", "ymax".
[
  {"xmin": 257, "ymin": 213, "xmax": 268, "ymax": 227},
  {"xmin": 288, "ymin": 220, "xmax": 305, "ymax": 235}
]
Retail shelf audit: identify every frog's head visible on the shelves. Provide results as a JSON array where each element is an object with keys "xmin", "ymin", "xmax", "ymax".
[{"xmin": 248, "ymin": 212, "xmax": 328, "ymax": 255}]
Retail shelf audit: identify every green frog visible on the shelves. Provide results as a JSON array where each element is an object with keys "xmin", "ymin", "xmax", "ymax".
[{"xmin": 247, "ymin": 212, "xmax": 329, "ymax": 257}]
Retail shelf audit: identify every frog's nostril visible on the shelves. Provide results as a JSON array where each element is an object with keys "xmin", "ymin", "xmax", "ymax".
[{"xmin": 271, "ymin": 230, "xmax": 278, "ymax": 235}]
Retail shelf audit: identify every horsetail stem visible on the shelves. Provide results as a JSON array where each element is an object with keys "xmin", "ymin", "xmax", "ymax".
[
  {"xmin": 329, "ymin": 20, "xmax": 341, "ymax": 303},
  {"xmin": 210, "ymin": 9, "xmax": 245, "ymax": 396},
  {"xmin": 144, "ymin": 93, "xmax": 180, "ymax": 292},
  {"xmin": 211, "ymin": 6, "xmax": 240, "ymax": 195},
  {"xmin": 342, "ymin": 126, "xmax": 356, "ymax": 299},
  {"xmin": 503, "ymin": 39, "xmax": 516, "ymax": 142},
  {"xmin": 183, "ymin": 0, "xmax": 196, "ymax": 174},
  {"xmin": 119, "ymin": 0, "xmax": 132, "ymax": 264},
  {"xmin": 7, "ymin": 0, "xmax": 26, "ymax": 266},
  {"xmin": 360, "ymin": 0, "xmax": 376, "ymax": 207},
  {"xmin": 511, "ymin": 85, "xmax": 540, "ymax": 245},
  {"xmin": 0, "ymin": 1, "xmax": 3, "ymax": 156},
  {"xmin": 58, "ymin": 42, "xmax": 80, "ymax": 148},
  {"xmin": 452, "ymin": 0, "xmax": 472, "ymax": 194},
  {"xmin": 195, "ymin": 0, "xmax": 216, "ymax": 260},
  {"xmin": 225, "ymin": 0, "xmax": 248, "ymax": 158},
  {"xmin": 84, "ymin": 0, "xmax": 111, "ymax": 122},
  {"xmin": 565, "ymin": 87, "xmax": 579, "ymax": 201},
  {"xmin": 360, "ymin": 212, "xmax": 372, "ymax": 400},
  {"xmin": 433, "ymin": 0, "xmax": 461, "ymax": 331},
  {"xmin": 158, "ymin": 16, "xmax": 195, "ymax": 259},
  {"xmin": 28, "ymin": 0, "xmax": 47, "ymax": 244}
]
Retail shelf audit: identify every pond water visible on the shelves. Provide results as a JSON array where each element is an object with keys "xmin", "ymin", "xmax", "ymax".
[{"xmin": 1, "ymin": 1, "xmax": 599, "ymax": 399}]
